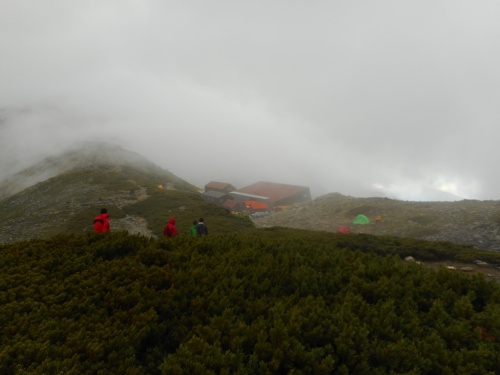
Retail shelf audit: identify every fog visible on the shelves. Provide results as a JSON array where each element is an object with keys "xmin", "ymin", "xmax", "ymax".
[{"xmin": 2, "ymin": 1, "xmax": 500, "ymax": 201}]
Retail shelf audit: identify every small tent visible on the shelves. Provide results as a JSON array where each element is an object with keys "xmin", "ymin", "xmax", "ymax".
[
  {"xmin": 337, "ymin": 225, "xmax": 351, "ymax": 234},
  {"xmin": 352, "ymin": 214, "xmax": 370, "ymax": 225}
]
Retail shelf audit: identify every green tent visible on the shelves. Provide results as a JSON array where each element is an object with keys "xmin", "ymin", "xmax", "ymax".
[{"xmin": 352, "ymin": 214, "xmax": 370, "ymax": 225}]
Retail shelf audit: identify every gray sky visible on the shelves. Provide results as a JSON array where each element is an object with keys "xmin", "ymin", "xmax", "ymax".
[{"xmin": 1, "ymin": 1, "xmax": 500, "ymax": 201}]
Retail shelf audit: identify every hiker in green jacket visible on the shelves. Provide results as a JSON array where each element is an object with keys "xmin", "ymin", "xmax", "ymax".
[{"xmin": 190, "ymin": 220, "xmax": 197, "ymax": 236}]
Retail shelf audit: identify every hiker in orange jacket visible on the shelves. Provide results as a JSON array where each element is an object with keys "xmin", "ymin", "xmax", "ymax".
[
  {"xmin": 94, "ymin": 208, "xmax": 110, "ymax": 233},
  {"xmin": 163, "ymin": 217, "xmax": 178, "ymax": 238}
]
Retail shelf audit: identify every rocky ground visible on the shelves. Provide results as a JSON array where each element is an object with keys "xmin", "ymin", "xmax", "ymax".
[
  {"xmin": 108, "ymin": 215, "xmax": 156, "ymax": 237},
  {"xmin": 0, "ymin": 166, "xmax": 155, "ymax": 243},
  {"xmin": 409, "ymin": 257, "xmax": 500, "ymax": 283},
  {"xmin": 253, "ymin": 193, "xmax": 500, "ymax": 251},
  {"xmin": 253, "ymin": 193, "xmax": 500, "ymax": 282},
  {"xmin": 0, "ymin": 142, "xmax": 196, "ymax": 243}
]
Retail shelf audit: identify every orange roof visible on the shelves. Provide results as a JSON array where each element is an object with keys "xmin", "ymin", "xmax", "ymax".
[
  {"xmin": 245, "ymin": 200, "xmax": 269, "ymax": 210},
  {"xmin": 237, "ymin": 182, "xmax": 309, "ymax": 203}
]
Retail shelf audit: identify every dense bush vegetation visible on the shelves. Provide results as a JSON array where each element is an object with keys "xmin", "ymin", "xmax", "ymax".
[
  {"xmin": 0, "ymin": 230, "xmax": 499, "ymax": 374},
  {"xmin": 125, "ymin": 190, "xmax": 254, "ymax": 236}
]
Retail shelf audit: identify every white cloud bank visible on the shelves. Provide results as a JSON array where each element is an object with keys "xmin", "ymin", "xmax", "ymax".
[{"xmin": 1, "ymin": 0, "xmax": 500, "ymax": 201}]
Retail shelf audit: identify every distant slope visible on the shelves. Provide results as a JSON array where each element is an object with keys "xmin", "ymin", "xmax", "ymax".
[
  {"xmin": 253, "ymin": 192, "xmax": 500, "ymax": 251},
  {"xmin": 0, "ymin": 142, "xmax": 253, "ymax": 243},
  {"xmin": 0, "ymin": 141, "xmax": 196, "ymax": 201}
]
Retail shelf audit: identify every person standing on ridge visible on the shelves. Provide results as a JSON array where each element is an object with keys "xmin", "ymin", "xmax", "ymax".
[
  {"xmin": 94, "ymin": 208, "xmax": 110, "ymax": 233},
  {"xmin": 163, "ymin": 217, "xmax": 178, "ymax": 238},
  {"xmin": 196, "ymin": 218, "xmax": 208, "ymax": 236},
  {"xmin": 190, "ymin": 220, "xmax": 198, "ymax": 236}
]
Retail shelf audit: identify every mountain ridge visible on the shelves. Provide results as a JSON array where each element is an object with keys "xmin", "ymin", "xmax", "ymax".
[
  {"xmin": 1, "ymin": 143, "xmax": 500, "ymax": 251},
  {"xmin": 0, "ymin": 142, "xmax": 217, "ymax": 243},
  {"xmin": 0, "ymin": 141, "xmax": 196, "ymax": 201}
]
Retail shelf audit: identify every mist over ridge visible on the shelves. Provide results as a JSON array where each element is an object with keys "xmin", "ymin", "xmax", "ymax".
[
  {"xmin": 2, "ymin": 2, "xmax": 500, "ymax": 201},
  {"xmin": 0, "ymin": 141, "xmax": 180, "ymax": 201},
  {"xmin": 0, "ymin": 138, "xmax": 468, "ymax": 203},
  {"xmin": 0, "ymin": 139, "xmax": 499, "ymax": 251}
]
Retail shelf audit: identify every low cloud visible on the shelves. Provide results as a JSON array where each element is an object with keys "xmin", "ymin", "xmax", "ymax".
[{"xmin": 1, "ymin": 1, "xmax": 500, "ymax": 201}]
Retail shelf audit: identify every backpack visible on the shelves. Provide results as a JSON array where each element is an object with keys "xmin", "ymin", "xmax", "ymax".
[
  {"xmin": 164, "ymin": 224, "xmax": 172, "ymax": 237},
  {"xmin": 196, "ymin": 223, "xmax": 208, "ymax": 235},
  {"xmin": 93, "ymin": 218, "xmax": 104, "ymax": 233}
]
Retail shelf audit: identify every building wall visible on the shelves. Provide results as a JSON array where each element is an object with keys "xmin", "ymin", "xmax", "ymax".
[
  {"xmin": 204, "ymin": 182, "xmax": 236, "ymax": 193},
  {"xmin": 202, "ymin": 191, "xmax": 231, "ymax": 205}
]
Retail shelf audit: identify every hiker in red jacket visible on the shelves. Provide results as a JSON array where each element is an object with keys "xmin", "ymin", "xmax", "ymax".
[
  {"xmin": 94, "ymin": 208, "xmax": 110, "ymax": 233},
  {"xmin": 163, "ymin": 217, "xmax": 178, "ymax": 238}
]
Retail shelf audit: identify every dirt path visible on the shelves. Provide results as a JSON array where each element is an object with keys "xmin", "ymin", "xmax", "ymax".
[
  {"xmin": 110, "ymin": 215, "xmax": 156, "ymax": 238},
  {"xmin": 418, "ymin": 260, "xmax": 500, "ymax": 282}
]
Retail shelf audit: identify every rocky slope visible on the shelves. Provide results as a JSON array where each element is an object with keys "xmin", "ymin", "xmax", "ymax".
[
  {"xmin": 0, "ymin": 141, "xmax": 193, "ymax": 201},
  {"xmin": 0, "ymin": 142, "xmax": 198, "ymax": 243},
  {"xmin": 3, "ymin": 143, "xmax": 500, "ymax": 253},
  {"xmin": 253, "ymin": 192, "xmax": 500, "ymax": 251}
]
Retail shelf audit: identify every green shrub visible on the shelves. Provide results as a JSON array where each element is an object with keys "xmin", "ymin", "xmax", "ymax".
[
  {"xmin": 0, "ymin": 230, "xmax": 499, "ymax": 374},
  {"xmin": 125, "ymin": 190, "xmax": 254, "ymax": 236}
]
